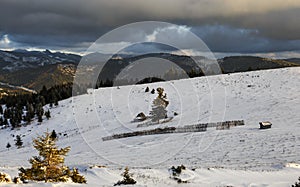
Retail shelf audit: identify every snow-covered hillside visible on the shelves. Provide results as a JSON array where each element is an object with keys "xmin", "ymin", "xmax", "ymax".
[{"xmin": 0, "ymin": 67, "xmax": 300, "ymax": 186}]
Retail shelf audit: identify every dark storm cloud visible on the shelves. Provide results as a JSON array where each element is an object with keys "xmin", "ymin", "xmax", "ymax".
[
  {"xmin": 0, "ymin": 0, "xmax": 300, "ymax": 53},
  {"xmin": 192, "ymin": 25, "xmax": 300, "ymax": 53}
]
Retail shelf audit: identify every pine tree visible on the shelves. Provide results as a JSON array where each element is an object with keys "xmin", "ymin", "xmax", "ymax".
[
  {"xmin": 25, "ymin": 112, "xmax": 32, "ymax": 124},
  {"xmin": 292, "ymin": 177, "xmax": 300, "ymax": 187},
  {"xmin": 150, "ymin": 98, "xmax": 168, "ymax": 123},
  {"xmin": 36, "ymin": 103, "xmax": 44, "ymax": 117},
  {"xmin": 0, "ymin": 105, "xmax": 3, "ymax": 115},
  {"xmin": 0, "ymin": 172, "xmax": 11, "ymax": 183},
  {"xmin": 10, "ymin": 117, "xmax": 17, "ymax": 129},
  {"xmin": 19, "ymin": 131, "xmax": 70, "ymax": 182},
  {"xmin": 19, "ymin": 131, "xmax": 85, "ymax": 183},
  {"xmin": 45, "ymin": 110, "xmax": 51, "ymax": 119},
  {"xmin": 70, "ymin": 168, "xmax": 86, "ymax": 183},
  {"xmin": 26, "ymin": 103, "xmax": 35, "ymax": 119},
  {"xmin": 145, "ymin": 87, "xmax": 149, "ymax": 92},
  {"xmin": 3, "ymin": 109, "xmax": 10, "ymax": 119},
  {"xmin": 149, "ymin": 87, "xmax": 169, "ymax": 123},
  {"xmin": 6, "ymin": 143, "xmax": 11, "ymax": 150},
  {"xmin": 40, "ymin": 86, "xmax": 48, "ymax": 99},
  {"xmin": 15, "ymin": 135, "xmax": 23, "ymax": 148},
  {"xmin": 114, "ymin": 167, "xmax": 136, "ymax": 186},
  {"xmin": 3, "ymin": 118, "xmax": 8, "ymax": 126},
  {"xmin": 121, "ymin": 167, "xmax": 136, "ymax": 184},
  {"xmin": 50, "ymin": 130, "xmax": 57, "ymax": 140},
  {"xmin": 40, "ymin": 96, "xmax": 46, "ymax": 106},
  {"xmin": 38, "ymin": 115, "xmax": 43, "ymax": 123}
]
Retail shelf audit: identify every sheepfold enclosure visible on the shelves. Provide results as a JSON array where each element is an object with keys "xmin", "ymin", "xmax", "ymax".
[
  {"xmin": 102, "ymin": 120, "xmax": 244, "ymax": 141},
  {"xmin": 214, "ymin": 120, "xmax": 245, "ymax": 130}
]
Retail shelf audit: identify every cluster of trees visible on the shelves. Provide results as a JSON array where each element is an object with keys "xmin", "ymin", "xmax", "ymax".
[
  {"xmin": 292, "ymin": 177, "xmax": 300, "ymax": 187},
  {"xmin": 0, "ymin": 83, "xmax": 87, "ymax": 152},
  {"xmin": 187, "ymin": 68, "xmax": 205, "ymax": 78},
  {"xmin": 169, "ymin": 165, "xmax": 188, "ymax": 184},
  {"xmin": 1, "ymin": 83, "xmax": 74, "ymax": 108},
  {"xmin": 5, "ymin": 134, "xmax": 24, "ymax": 150},
  {"xmin": 95, "ymin": 67, "xmax": 204, "ymax": 88},
  {"xmin": 95, "ymin": 79, "xmax": 114, "ymax": 89},
  {"xmin": 0, "ymin": 98, "xmax": 50, "ymax": 129},
  {"xmin": 0, "ymin": 84, "xmax": 75, "ymax": 129},
  {"xmin": 38, "ymin": 83, "xmax": 73, "ymax": 106}
]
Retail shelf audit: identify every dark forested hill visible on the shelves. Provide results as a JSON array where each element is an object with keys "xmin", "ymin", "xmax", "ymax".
[{"xmin": 0, "ymin": 50, "xmax": 299, "ymax": 97}]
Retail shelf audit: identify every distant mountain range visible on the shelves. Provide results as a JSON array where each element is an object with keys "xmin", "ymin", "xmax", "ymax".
[
  {"xmin": 285, "ymin": 58, "xmax": 300, "ymax": 65},
  {"xmin": 0, "ymin": 49, "xmax": 80, "ymax": 73},
  {"xmin": 0, "ymin": 49, "xmax": 78, "ymax": 93},
  {"xmin": 0, "ymin": 49, "xmax": 299, "ymax": 95},
  {"xmin": 219, "ymin": 56, "xmax": 299, "ymax": 73}
]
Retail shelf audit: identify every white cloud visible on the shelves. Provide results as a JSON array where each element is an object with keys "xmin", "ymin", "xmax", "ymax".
[
  {"xmin": 87, "ymin": 41, "xmax": 132, "ymax": 54},
  {"xmin": 146, "ymin": 25, "xmax": 191, "ymax": 42},
  {"xmin": 0, "ymin": 34, "xmax": 11, "ymax": 46}
]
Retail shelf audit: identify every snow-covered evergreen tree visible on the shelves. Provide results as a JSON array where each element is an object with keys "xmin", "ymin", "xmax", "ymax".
[
  {"xmin": 19, "ymin": 131, "xmax": 71, "ymax": 182},
  {"xmin": 45, "ymin": 110, "xmax": 51, "ymax": 119},
  {"xmin": 149, "ymin": 87, "xmax": 169, "ymax": 123},
  {"xmin": 0, "ymin": 172, "xmax": 11, "ymax": 183},
  {"xmin": 6, "ymin": 143, "xmax": 11, "ymax": 150},
  {"xmin": 50, "ymin": 130, "xmax": 57, "ymax": 140},
  {"xmin": 19, "ymin": 131, "xmax": 86, "ymax": 183},
  {"xmin": 15, "ymin": 135, "xmax": 23, "ymax": 149},
  {"xmin": 70, "ymin": 168, "xmax": 86, "ymax": 183},
  {"xmin": 114, "ymin": 167, "xmax": 136, "ymax": 186}
]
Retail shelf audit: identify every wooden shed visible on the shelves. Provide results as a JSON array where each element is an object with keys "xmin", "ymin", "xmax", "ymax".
[
  {"xmin": 134, "ymin": 112, "xmax": 147, "ymax": 122},
  {"xmin": 259, "ymin": 121, "xmax": 272, "ymax": 129}
]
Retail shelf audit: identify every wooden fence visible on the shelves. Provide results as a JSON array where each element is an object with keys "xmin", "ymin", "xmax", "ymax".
[{"xmin": 102, "ymin": 120, "xmax": 244, "ymax": 141}]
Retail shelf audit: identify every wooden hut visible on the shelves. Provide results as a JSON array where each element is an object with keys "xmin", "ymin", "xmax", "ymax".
[
  {"xmin": 134, "ymin": 112, "xmax": 147, "ymax": 122},
  {"xmin": 259, "ymin": 121, "xmax": 272, "ymax": 129}
]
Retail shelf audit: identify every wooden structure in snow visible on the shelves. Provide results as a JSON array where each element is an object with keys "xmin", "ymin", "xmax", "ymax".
[
  {"xmin": 102, "ymin": 120, "xmax": 244, "ymax": 141},
  {"xmin": 134, "ymin": 112, "xmax": 147, "ymax": 122},
  {"xmin": 259, "ymin": 121, "xmax": 272, "ymax": 129}
]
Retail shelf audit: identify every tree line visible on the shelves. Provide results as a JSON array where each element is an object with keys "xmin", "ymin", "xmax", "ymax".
[{"xmin": 0, "ymin": 83, "xmax": 74, "ymax": 129}]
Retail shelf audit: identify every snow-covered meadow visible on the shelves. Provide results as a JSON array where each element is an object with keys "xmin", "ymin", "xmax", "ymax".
[{"xmin": 0, "ymin": 67, "xmax": 300, "ymax": 186}]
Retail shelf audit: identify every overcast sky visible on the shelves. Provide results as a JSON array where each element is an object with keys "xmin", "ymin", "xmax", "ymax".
[{"xmin": 0, "ymin": 0, "xmax": 300, "ymax": 58}]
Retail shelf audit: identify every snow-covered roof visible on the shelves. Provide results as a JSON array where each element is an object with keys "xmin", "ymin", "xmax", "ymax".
[{"xmin": 260, "ymin": 121, "xmax": 272, "ymax": 126}]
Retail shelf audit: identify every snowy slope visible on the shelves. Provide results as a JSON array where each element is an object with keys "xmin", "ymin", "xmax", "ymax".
[{"xmin": 0, "ymin": 67, "xmax": 300, "ymax": 186}]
